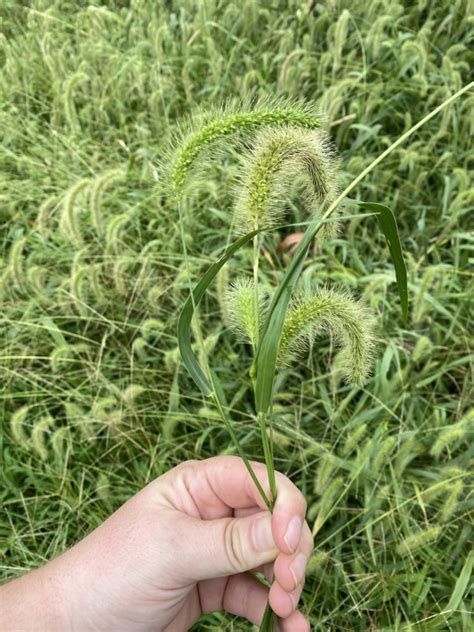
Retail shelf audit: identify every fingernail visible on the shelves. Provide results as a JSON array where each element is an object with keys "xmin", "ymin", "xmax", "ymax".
[
  {"xmin": 290, "ymin": 552, "xmax": 307, "ymax": 586},
  {"xmin": 284, "ymin": 516, "xmax": 302, "ymax": 552},
  {"xmin": 289, "ymin": 584, "xmax": 303, "ymax": 610},
  {"xmin": 252, "ymin": 514, "xmax": 275, "ymax": 552}
]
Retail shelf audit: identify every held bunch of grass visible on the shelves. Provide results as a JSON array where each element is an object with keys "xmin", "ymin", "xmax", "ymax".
[{"xmin": 174, "ymin": 88, "xmax": 471, "ymax": 631}]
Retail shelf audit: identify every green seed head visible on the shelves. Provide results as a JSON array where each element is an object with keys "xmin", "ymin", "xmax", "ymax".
[
  {"xmin": 10, "ymin": 406, "xmax": 29, "ymax": 446},
  {"xmin": 32, "ymin": 415, "xmax": 54, "ymax": 461},
  {"xmin": 279, "ymin": 286, "xmax": 375, "ymax": 386},
  {"xmin": 234, "ymin": 126, "xmax": 339, "ymax": 235},
  {"xmin": 224, "ymin": 277, "xmax": 267, "ymax": 347},
  {"xmin": 90, "ymin": 168, "xmax": 124, "ymax": 236},
  {"xmin": 166, "ymin": 97, "xmax": 322, "ymax": 198}
]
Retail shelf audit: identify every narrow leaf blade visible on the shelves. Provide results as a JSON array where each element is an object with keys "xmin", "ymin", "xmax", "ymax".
[
  {"xmin": 358, "ymin": 202, "xmax": 408, "ymax": 324},
  {"xmin": 446, "ymin": 550, "xmax": 473, "ymax": 613},
  {"xmin": 254, "ymin": 213, "xmax": 322, "ymax": 413},
  {"xmin": 177, "ymin": 229, "xmax": 262, "ymax": 397}
]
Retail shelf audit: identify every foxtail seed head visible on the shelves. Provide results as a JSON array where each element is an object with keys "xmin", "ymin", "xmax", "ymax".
[
  {"xmin": 225, "ymin": 278, "xmax": 266, "ymax": 348},
  {"xmin": 279, "ymin": 287, "xmax": 375, "ymax": 386},
  {"xmin": 32, "ymin": 415, "xmax": 54, "ymax": 461},
  {"xmin": 223, "ymin": 281, "xmax": 375, "ymax": 385},
  {"xmin": 167, "ymin": 97, "xmax": 322, "ymax": 197},
  {"xmin": 90, "ymin": 168, "xmax": 124, "ymax": 236},
  {"xmin": 234, "ymin": 126, "xmax": 339, "ymax": 235},
  {"xmin": 10, "ymin": 405, "xmax": 29, "ymax": 445}
]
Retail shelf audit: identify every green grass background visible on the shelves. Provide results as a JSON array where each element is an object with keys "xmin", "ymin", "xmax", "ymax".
[{"xmin": 1, "ymin": 1, "xmax": 473, "ymax": 629}]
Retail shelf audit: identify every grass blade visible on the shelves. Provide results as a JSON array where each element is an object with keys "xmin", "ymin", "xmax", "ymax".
[
  {"xmin": 358, "ymin": 201, "xmax": 408, "ymax": 324},
  {"xmin": 177, "ymin": 228, "xmax": 263, "ymax": 397},
  {"xmin": 259, "ymin": 601, "xmax": 278, "ymax": 631},
  {"xmin": 254, "ymin": 212, "xmax": 322, "ymax": 413},
  {"xmin": 446, "ymin": 550, "xmax": 473, "ymax": 613}
]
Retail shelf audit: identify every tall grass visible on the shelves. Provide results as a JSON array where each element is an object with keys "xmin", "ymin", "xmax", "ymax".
[{"xmin": 1, "ymin": 1, "xmax": 473, "ymax": 630}]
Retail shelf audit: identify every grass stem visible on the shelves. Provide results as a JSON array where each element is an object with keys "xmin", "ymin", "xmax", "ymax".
[
  {"xmin": 253, "ymin": 234, "xmax": 260, "ymax": 349},
  {"xmin": 257, "ymin": 411, "xmax": 277, "ymax": 508}
]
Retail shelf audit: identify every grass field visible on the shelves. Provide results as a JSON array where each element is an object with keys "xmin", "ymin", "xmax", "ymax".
[{"xmin": 1, "ymin": 1, "xmax": 473, "ymax": 630}]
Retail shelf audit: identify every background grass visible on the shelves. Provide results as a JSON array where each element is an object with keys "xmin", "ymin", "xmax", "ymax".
[{"xmin": 1, "ymin": 1, "xmax": 473, "ymax": 630}]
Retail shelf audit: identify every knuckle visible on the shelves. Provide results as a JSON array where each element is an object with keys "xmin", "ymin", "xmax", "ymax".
[
  {"xmin": 223, "ymin": 519, "xmax": 246, "ymax": 573},
  {"xmin": 172, "ymin": 459, "xmax": 195, "ymax": 473}
]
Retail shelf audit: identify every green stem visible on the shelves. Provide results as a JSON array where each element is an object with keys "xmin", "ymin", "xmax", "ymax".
[
  {"xmin": 253, "ymin": 233, "xmax": 260, "ymax": 348},
  {"xmin": 257, "ymin": 408, "xmax": 278, "ymax": 631},
  {"xmin": 257, "ymin": 411, "xmax": 277, "ymax": 507},
  {"xmin": 210, "ymin": 375, "xmax": 272, "ymax": 512}
]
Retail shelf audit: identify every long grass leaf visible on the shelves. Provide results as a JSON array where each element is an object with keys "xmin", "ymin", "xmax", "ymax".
[
  {"xmin": 358, "ymin": 201, "xmax": 408, "ymax": 323},
  {"xmin": 254, "ymin": 213, "xmax": 322, "ymax": 413},
  {"xmin": 177, "ymin": 229, "xmax": 263, "ymax": 397},
  {"xmin": 446, "ymin": 550, "xmax": 473, "ymax": 613}
]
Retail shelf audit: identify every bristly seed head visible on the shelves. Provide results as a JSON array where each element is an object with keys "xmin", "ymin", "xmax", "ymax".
[
  {"xmin": 234, "ymin": 126, "xmax": 339, "ymax": 237},
  {"xmin": 166, "ymin": 97, "xmax": 322, "ymax": 198},
  {"xmin": 223, "ymin": 280, "xmax": 375, "ymax": 385},
  {"xmin": 224, "ymin": 277, "xmax": 267, "ymax": 347},
  {"xmin": 279, "ymin": 286, "xmax": 375, "ymax": 386}
]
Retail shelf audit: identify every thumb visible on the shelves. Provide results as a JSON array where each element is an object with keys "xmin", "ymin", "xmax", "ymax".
[{"xmin": 181, "ymin": 511, "xmax": 278, "ymax": 581}]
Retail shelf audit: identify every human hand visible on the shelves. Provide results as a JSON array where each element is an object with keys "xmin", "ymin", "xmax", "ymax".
[{"xmin": 1, "ymin": 456, "xmax": 313, "ymax": 631}]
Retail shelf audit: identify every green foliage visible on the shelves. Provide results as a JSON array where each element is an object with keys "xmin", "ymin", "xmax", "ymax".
[{"xmin": 0, "ymin": 1, "xmax": 472, "ymax": 631}]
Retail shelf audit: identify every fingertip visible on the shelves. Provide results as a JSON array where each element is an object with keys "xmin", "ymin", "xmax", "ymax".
[
  {"xmin": 269, "ymin": 580, "xmax": 303, "ymax": 618},
  {"xmin": 278, "ymin": 609, "xmax": 310, "ymax": 632},
  {"xmin": 269, "ymin": 584, "xmax": 293, "ymax": 618},
  {"xmin": 272, "ymin": 478, "xmax": 307, "ymax": 554},
  {"xmin": 284, "ymin": 516, "xmax": 303, "ymax": 552},
  {"xmin": 274, "ymin": 551, "xmax": 308, "ymax": 592},
  {"xmin": 273, "ymin": 512, "xmax": 304, "ymax": 555}
]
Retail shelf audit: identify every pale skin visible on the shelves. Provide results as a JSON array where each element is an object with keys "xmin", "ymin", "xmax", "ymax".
[{"xmin": 1, "ymin": 456, "xmax": 313, "ymax": 631}]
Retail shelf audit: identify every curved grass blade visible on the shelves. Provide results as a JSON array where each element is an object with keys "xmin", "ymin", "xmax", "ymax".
[
  {"xmin": 254, "ymin": 212, "xmax": 323, "ymax": 413},
  {"xmin": 254, "ymin": 202, "xmax": 405, "ymax": 414},
  {"xmin": 358, "ymin": 201, "xmax": 408, "ymax": 324},
  {"xmin": 177, "ymin": 228, "xmax": 264, "ymax": 397}
]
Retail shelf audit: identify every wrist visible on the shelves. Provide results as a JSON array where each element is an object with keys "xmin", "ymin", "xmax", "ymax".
[{"xmin": 1, "ymin": 565, "xmax": 70, "ymax": 631}]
